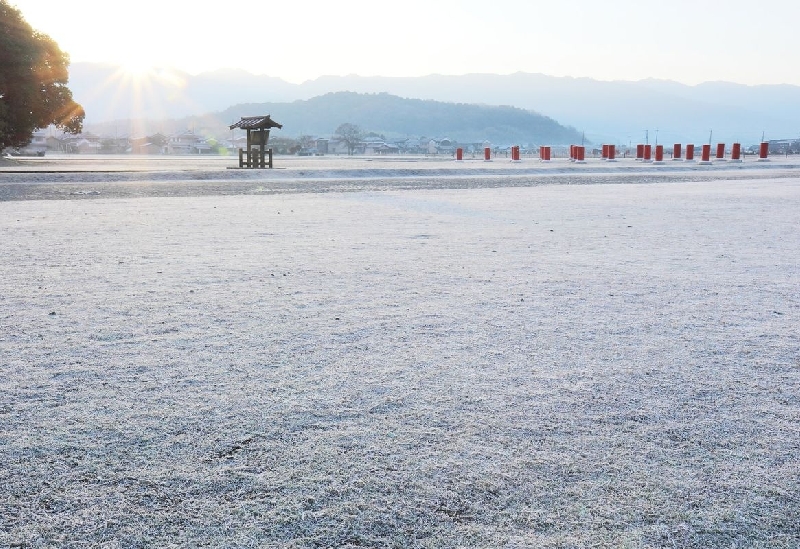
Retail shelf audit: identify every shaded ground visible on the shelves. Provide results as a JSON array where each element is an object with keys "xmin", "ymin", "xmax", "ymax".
[{"xmin": 1, "ymin": 167, "xmax": 798, "ymax": 547}]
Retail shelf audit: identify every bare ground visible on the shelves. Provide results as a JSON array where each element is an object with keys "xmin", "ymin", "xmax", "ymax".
[{"xmin": 1, "ymin": 159, "xmax": 798, "ymax": 547}]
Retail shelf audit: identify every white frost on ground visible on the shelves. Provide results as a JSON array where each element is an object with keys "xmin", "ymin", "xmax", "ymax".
[{"xmin": 0, "ymin": 161, "xmax": 798, "ymax": 547}]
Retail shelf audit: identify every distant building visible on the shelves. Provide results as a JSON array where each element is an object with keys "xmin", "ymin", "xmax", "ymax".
[
  {"xmin": 225, "ymin": 135, "xmax": 248, "ymax": 155},
  {"xmin": 166, "ymin": 130, "xmax": 214, "ymax": 154},
  {"xmin": 363, "ymin": 140, "xmax": 399, "ymax": 155},
  {"xmin": 129, "ymin": 136, "xmax": 165, "ymax": 155},
  {"xmin": 767, "ymin": 139, "xmax": 800, "ymax": 155},
  {"xmin": 426, "ymin": 138, "xmax": 458, "ymax": 155},
  {"xmin": 329, "ymin": 138, "xmax": 351, "ymax": 155},
  {"xmin": 61, "ymin": 133, "xmax": 102, "ymax": 154},
  {"xmin": 45, "ymin": 135, "xmax": 63, "ymax": 152}
]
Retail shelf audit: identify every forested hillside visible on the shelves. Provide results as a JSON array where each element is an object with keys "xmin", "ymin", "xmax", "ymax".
[{"xmin": 217, "ymin": 92, "xmax": 582, "ymax": 144}]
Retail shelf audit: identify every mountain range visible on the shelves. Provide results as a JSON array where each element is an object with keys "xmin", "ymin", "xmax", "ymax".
[{"xmin": 69, "ymin": 62, "xmax": 800, "ymax": 145}]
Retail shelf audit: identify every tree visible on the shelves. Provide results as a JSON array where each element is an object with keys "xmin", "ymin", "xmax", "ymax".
[
  {"xmin": 0, "ymin": 1, "xmax": 84, "ymax": 151},
  {"xmin": 334, "ymin": 123, "xmax": 363, "ymax": 155}
]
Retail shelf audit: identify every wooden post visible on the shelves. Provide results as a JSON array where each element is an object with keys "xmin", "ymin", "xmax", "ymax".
[
  {"xmin": 259, "ymin": 130, "xmax": 266, "ymax": 168},
  {"xmin": 246, "ymin": 129, "xmax": 252, "ymax": 168}
]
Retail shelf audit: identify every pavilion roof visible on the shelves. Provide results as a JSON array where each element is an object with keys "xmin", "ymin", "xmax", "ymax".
[{"xmin": 229, "ymin": 115, "xmax": 283, "ymax": 130}]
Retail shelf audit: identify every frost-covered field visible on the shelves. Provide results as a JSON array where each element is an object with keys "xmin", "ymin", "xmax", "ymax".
[{"xmin": 1, "ymin": 158, "xmax": 799, "ymax": 547}]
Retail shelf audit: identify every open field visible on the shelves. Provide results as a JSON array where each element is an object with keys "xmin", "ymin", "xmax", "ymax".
[
  {"xmin": 2, "ymin": 153, "xmax": 800, "ymax": 201},
  {"xmin": 1, "ymin": 156, "xmax": 798, "ymax": 547}
]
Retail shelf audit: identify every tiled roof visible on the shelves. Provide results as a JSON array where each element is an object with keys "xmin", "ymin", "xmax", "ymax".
[{"xmin": 229, "ymin": 115, "xmax": 283, "ymax": 130}]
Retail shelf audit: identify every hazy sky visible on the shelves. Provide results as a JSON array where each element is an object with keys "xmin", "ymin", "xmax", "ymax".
[{"xmin": 11, "ymin": 0, "xmax": 800, "ymax": 86}]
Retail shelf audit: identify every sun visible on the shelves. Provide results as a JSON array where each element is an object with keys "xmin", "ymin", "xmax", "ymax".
[{"xmin": 118, "ymin": 60, "xmax": 156, "ymax": 80}]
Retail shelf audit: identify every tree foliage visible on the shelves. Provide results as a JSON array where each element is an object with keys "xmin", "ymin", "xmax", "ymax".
[
  {"xmin": 334, "ymin": 123, "xmax": 363, "ymax": 155},
  {"xmin": 0, "ymin": 0, "xmax": 84, "ymax": 150}
]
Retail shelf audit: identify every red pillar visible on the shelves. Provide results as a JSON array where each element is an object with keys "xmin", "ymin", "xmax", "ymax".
[
  {"xmin": 759, "ymin": 142, "xmax": 769, "ymax": 160},
  {"xmin": 540, "ymin": 146, "xmax": 551, "ymax": 161},
  {"xmin": 701, "ymin": 144, "xmax": 711, "ymax": 162},
  {"xmin": 484, "ymin": 147, "xmax": 491, "ymax": 161},
  {"xmin": 608, "ymin": 144, "xmax": 616, "ymax": 160},
  {"xmin": 602, "ymin": 144, "xmax": 609, "ymax": 160},
  {"xmin": 654, "ymin": 145, "xmax": 664, "ymax": 162},
  {"xmin": 576, "ymin": 146, "xmax": 585, "ymax": 162},
  {"xmin": 685, "ymin": 144, "xmax": 695, "ymax": 161},
  {"xmin": 716, "ymin": 143, "xmax": 725, "ymax": 160},
  {"xmin": 456, "ymin": 147, "xmax": 463, "ymax": 161},
  {"xmin": 673, "ymin": 143, "xmax": 682, "ymax": 160},
  {"xmin": 731, "ymin": 143, "xmax": 741, "ymax": 161},
  {"xmin": 643, "ymin": 144, "xmax": 652, "ymax": 161},
  {"xmin": 636, "ymin": 144, "xmax": 644, "ymax": 161}
]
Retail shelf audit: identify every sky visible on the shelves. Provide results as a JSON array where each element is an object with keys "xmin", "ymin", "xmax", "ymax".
[{"xmin": 10, "ymin": 0, "xmax": 800, "ymax": 86}]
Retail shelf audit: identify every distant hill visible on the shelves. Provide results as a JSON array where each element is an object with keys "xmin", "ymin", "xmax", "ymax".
[
  {"xmin": 85, "ymin": 91, "xmax": 586, "ymax": 146},
  {"xmin": 302, "ymin": 74, "xmax": 800, "ymax": 145},
  {"xmin": 70, "ymin": 62, "xmax": 800, "ymax": 145},
  {"xmin": 219, "ymin": 92, "xmax": 583, "ymax": 144}
]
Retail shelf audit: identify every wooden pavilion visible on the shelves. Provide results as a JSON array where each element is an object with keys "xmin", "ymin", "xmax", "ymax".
[{"xmin": 229, "ymin": 115, "xmax": 283, "ymax": 168}]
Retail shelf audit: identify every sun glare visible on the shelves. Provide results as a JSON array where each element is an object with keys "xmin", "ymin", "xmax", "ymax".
[{"xmin": 119, "ymin": 61, "xmax": 155, "ymax": 80}]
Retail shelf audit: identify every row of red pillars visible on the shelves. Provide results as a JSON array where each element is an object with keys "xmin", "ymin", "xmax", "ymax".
[
  {"xmin": 636, "ymin": 142, "xmax": 768, "ymax": 162},
  {"xmin": 457, "ymin": 147, "xmax": 493, "ymax": 161},
  {"xmin": 569, "ymin": 145, "xmax": 586, "ymax": 162},
  {"xmin": 460, "ymin": 142, "xmax": 769, "ymax": 163},
  {"xmin": 601, "ymin": 144, "xmax": 617, "ymax": 160},
  {"xmin": 459, "ymin": 147, "xmax": 543, "ymax": 162}
]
